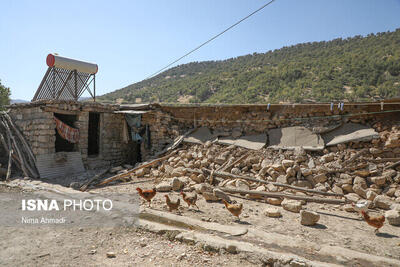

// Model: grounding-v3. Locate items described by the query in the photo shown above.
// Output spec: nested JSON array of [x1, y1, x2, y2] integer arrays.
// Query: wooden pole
[[185, 168, 344, 197], [219, 187, 347, 205]]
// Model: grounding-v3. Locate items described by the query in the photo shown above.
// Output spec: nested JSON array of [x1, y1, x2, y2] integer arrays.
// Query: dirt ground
[[0, 185, 257, 267], [92, 179, 400, 261]]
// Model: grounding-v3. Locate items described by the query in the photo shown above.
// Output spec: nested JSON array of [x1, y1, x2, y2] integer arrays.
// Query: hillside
[[99, 29, 400, 104]]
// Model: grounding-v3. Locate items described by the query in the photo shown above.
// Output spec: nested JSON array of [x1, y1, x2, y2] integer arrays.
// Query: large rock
[[285, 167, 296, 177], [373, 195, 393, 210], [385, 210, 400, 226], [313, 174, 327, 184], [265, 207, 282, 218], [332, 184, 344, 195], [340, 173, 353, 185], [156, 182, 172, 192], [202, 191, 219, 202], [189, 173, 205, 184], [193, 183, 212, 194], [366, 190, 378, 201], [370, 176, 386, 186], [353, 184, 367, 199], [321, 153, 334, 163], [171, 177, 184, 191], [213, 188, 231, 202], [341, 184, 354, 194], [266, 198, 283, 205], [300, 210, 320, 226], [281, 199, 302, 213], [345, 193, 361, 203], [282, 160, 294, 169], [276, 175, 288, 184]]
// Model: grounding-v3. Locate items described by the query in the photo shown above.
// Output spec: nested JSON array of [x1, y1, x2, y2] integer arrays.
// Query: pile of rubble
[[126, 122, 400, 225]]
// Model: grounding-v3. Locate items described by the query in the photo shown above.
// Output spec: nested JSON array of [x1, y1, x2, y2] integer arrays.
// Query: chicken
[[361, 210, 385, 233], [222, 199, 243, 221], [165, 195, 180, 212], [136, 187, 157, 207], [180, 191, 199, 210]]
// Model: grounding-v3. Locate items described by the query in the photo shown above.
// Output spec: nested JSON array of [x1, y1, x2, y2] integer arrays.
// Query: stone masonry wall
[[10, 106, 56, 155], [141, 103, 400, 160], [8, 101, 127, 168], [101, 112, 126, 165]]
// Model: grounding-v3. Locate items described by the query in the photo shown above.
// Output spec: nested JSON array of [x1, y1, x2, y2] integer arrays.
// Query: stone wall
[[141, 102, 400, 159], [8, 101, 127, 168]]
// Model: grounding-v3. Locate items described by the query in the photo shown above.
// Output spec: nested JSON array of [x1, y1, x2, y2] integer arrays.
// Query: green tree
[[0, 80, 11, 109]]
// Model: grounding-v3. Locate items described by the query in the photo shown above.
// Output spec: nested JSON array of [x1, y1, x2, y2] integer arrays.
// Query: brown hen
[[136, 187, 157, 207]]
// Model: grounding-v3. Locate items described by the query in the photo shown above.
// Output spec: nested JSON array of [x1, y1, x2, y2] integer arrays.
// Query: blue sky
[[1, 0, 400, 100]]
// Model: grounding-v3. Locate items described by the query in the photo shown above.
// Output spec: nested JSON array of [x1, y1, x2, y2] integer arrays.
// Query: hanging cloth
[[125, 114, 142, 142], [54, 117, 80, 143]]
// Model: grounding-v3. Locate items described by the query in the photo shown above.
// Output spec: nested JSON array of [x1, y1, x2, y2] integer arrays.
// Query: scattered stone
[[371, 176, 386, 186], [373, 195, 393, 210], [313, 174, 327, 184], [282, 160, 294, 169], [225, 244, 238, 254], [353, 184, 367, 199], [213, 189, 231, 202], [106, 252, 116, 258], [171, 177, 184, 191], [265, 207, 282, 218], [156, 182, 172, 192], [281, 199, 302, 213], [321, 153, 334, 163], [300, 210, 320, 226], [202, 191, 219, 201], [385, 210, 400, 226], [266, 198, 283, 206]]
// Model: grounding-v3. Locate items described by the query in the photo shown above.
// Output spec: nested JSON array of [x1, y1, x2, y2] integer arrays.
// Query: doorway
[[88, 112, 100, 156], [54, 113, 77, 152]]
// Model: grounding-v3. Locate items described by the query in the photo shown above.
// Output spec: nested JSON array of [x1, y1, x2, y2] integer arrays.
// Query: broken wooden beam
[[384, 160, 400, 170], [185, 168, 343, 197], [80, 167, 111, 191], [219, 187, 347, 205], [97, 150, 181, 186]]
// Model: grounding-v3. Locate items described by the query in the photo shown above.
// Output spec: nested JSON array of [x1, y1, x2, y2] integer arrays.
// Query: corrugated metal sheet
[[36, 152, 85, 179]]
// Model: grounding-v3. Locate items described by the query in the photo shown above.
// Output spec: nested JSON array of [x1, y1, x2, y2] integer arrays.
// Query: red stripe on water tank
[[46, 54, 55, 67]]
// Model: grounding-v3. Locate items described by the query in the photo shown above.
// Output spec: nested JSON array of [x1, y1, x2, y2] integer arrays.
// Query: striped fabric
[[54, 117, 80, 143]]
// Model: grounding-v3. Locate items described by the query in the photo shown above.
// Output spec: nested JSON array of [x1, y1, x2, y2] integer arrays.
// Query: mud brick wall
[[141, 102, 400, 159]]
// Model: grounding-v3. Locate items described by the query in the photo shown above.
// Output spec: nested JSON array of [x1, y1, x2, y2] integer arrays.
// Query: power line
[[145, 0, 277, 80]]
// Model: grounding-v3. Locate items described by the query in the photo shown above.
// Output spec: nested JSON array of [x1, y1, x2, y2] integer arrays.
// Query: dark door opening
[[55, 113, 77, 152], [88, 112, 100, 156]]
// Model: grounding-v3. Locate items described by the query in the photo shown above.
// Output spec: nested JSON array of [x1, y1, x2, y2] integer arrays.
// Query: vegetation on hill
[[0, 80, 10, 109], [99, 29, 400, 104]]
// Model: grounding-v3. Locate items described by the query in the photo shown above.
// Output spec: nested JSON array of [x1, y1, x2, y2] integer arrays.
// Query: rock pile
[[112, 123, 400, 220]]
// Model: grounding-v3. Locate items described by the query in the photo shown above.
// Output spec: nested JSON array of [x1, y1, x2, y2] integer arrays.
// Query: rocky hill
[[99, 29, 400, 104]]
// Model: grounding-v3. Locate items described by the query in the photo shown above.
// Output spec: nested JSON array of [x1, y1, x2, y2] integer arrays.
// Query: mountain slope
[[99, 29, 400, 104]]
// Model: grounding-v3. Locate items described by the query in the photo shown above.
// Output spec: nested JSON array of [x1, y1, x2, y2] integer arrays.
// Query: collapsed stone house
[[3, 98, 400, 180], [2, 54, 400, 181]]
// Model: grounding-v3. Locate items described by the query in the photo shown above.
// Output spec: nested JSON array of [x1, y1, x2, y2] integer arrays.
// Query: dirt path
[[0, 185, 256, 267], [93, 179, 400, 261], [0, 226, 257, 267]]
